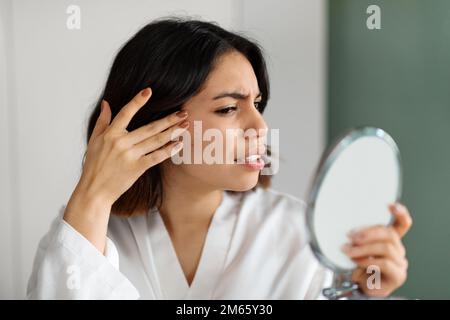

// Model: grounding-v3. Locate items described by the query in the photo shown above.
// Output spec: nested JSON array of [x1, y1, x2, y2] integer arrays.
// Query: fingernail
[[179, 121, 189, 128], [170, 134, 183, 142], [347, 227, 364, 237], [100, 100, 105, 113], [389, 203, 401, 214], [349, 233, 363, 244], [141, 88, 151, 97], [176, 110, 188, 118], [172, 141, 184, 153], [341, 243, 352, 252]]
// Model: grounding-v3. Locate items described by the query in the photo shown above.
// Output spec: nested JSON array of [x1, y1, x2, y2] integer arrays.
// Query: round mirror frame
[[305, 127, 402, 298]]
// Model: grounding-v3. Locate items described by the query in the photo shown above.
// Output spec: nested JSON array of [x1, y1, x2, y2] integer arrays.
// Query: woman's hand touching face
[[79, 88, 189, 205], [64, 88, 190, 253], [342, 203, 413, 297]]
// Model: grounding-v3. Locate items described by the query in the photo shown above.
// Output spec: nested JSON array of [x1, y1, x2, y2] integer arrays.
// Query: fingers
[[90, 100, 112, 144], [110, 88, 152, 132], [389, 202, 413, 238], [348, 223, 402, 245], [351, 262, 405, 297], [139, 140, 184, 170], [133, 120, 189, 156], [351, 267, 365, 284], [127, 110, 189, 145], [345, 204, 412, 297], [351, 257, 407, 285], [342, 242, 405, 267]]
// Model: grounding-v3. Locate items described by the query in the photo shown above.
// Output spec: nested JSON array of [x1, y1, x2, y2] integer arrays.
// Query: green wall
[[328, 0, 450, 299]]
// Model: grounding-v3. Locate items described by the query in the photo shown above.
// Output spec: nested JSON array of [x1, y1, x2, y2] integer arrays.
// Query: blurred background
[[0, 0, 448, 299]]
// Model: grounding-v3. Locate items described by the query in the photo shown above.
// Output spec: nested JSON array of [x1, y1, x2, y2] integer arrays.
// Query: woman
[[27, 18, 412, 299]]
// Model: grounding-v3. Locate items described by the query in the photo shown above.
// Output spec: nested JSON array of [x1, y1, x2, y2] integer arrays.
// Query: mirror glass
[[305, 127, 402, 297]]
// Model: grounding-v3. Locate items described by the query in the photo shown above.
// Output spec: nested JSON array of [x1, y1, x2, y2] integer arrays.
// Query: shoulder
[[231, 187, 310, 244], [238, 187, 307, 220]]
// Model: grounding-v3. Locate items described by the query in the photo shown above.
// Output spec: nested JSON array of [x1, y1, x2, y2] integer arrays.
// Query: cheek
[[181, 121, 237, 162]]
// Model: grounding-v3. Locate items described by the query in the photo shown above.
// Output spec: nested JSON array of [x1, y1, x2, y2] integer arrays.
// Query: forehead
[[200, 50, 260, 98]]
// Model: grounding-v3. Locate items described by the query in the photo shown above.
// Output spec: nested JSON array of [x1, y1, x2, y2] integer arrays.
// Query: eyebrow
[[212, 91, 262, 100]]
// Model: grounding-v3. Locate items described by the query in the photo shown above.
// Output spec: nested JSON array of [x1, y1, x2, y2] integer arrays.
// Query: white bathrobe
[[26, 187, 333, 299]]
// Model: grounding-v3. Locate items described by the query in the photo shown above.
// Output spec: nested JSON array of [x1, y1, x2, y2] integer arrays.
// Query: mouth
[[233, 154, 266, 171], [234, 154, 262, 164], [234, 154, 271, 164]]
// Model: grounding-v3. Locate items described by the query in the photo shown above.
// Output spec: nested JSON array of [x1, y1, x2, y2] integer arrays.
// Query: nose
[[244, 101, 268, 141]]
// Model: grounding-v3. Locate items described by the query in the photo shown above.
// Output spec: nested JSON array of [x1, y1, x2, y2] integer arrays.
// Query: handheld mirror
[[305, 127, 402, 299]]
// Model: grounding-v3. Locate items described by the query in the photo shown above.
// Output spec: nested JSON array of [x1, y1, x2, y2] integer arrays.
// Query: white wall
[[240, 0, 327, 199], [0, 0, 14, 300], [0, 0, 325, 299]]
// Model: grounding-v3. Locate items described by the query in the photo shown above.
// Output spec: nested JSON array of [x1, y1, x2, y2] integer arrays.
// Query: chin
[[225, 175, 259, 192]]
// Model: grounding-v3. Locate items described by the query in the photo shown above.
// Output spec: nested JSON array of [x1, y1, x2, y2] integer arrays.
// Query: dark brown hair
[[85, 17, 272, 217]]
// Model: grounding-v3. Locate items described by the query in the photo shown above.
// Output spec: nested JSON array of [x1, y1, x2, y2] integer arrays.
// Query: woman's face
[[162, 50, 268, 192]]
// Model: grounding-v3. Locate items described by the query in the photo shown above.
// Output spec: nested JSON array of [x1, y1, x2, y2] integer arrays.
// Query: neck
[[158, 166, 224, 233]]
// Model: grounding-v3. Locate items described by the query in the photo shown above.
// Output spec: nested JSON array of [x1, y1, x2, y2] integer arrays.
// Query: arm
[[27, 88, 188, 299]]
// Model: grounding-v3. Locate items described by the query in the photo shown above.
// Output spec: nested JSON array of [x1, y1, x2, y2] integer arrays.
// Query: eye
[[254, 101, 263, 111], [215, 106, 237, 115]]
